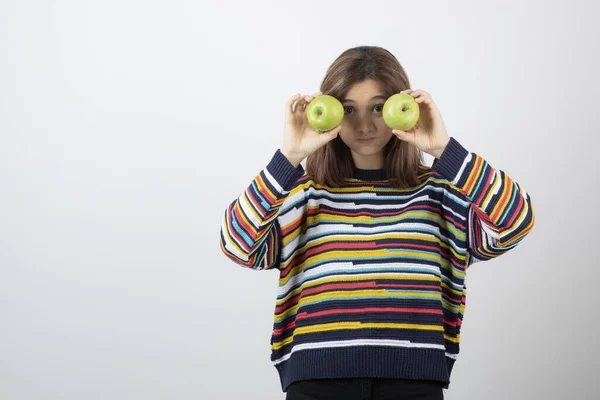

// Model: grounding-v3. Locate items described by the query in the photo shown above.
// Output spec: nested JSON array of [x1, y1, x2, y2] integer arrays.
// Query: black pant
[[285, 378, 444, 400]]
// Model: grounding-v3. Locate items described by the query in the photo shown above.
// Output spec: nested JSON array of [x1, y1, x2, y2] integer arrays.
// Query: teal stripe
[[498, 181, 519, 227], [470, 161, 489, 198], [302, 295, 440, 307], [250, 180, 273, 211]]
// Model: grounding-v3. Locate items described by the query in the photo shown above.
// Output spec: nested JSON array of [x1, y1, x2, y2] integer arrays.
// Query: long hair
[[305, 46, 428, 189]]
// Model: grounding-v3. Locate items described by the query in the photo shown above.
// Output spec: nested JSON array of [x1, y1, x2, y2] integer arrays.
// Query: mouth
[[357, 137, 376, 142]]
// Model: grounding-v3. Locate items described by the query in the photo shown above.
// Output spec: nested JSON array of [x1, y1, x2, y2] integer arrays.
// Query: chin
[[351, 145, 385, 155]]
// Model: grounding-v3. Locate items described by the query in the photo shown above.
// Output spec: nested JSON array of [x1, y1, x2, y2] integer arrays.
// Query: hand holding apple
[[281, 92, 342, 167], [389, 89, 450, 159]]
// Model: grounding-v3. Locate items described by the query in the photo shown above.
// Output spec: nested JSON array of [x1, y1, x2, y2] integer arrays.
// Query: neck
[[351, 152, 385, 170]]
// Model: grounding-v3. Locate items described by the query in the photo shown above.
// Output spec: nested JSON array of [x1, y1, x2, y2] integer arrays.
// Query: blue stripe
[[231, 215, 253, 247]]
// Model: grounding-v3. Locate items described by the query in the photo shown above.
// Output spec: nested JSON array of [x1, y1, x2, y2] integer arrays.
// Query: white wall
[[1, 0, 598, 399]]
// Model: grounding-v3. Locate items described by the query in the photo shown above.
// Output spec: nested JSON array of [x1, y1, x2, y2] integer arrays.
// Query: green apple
[[382, 93, 420, 130], [305, 95, 344, 132]]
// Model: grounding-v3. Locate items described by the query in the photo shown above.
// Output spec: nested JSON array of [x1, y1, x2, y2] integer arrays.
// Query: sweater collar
[[352, 166, 388, 181]]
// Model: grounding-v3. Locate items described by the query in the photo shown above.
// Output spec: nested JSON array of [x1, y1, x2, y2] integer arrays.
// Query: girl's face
[[339, 79, 394, 169]]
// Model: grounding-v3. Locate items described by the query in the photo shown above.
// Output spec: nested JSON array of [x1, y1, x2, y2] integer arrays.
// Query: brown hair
[[305, 46, 427, 189]]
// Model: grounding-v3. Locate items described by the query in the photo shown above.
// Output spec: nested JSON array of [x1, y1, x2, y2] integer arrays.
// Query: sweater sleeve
[[219, 149, 306, 271], [432, 137, 536, 267]]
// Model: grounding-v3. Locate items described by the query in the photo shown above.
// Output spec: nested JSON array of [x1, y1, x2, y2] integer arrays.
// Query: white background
[[1, 0, 598, 399]]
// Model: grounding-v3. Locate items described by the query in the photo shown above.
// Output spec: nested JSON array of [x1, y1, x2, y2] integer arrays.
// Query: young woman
[[219, 46, 535, 400]]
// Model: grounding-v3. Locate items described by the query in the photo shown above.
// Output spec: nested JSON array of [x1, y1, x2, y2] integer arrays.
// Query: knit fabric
[[219, 137, 535, 391]]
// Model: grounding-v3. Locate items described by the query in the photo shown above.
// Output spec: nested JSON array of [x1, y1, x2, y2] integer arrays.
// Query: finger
[[326, 125, 342, 137], [323, 124, 342, 139], [323, 124, 342, 136], [400, 89, 413, 94], [391, 129, 414, 142], [293, 96, 308, 112], [287, 93, 302, 112], [411, 89, 430, 99], [408, 90, 428, 104], [393, 127, 418, 134], [414, 94, 431, 104]]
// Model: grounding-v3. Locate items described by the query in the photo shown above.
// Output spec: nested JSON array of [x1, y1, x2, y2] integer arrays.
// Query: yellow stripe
[[280, 249, 451, 286], [281, 224, 302, 247], [313, 181, 429, 194], [272, 321, 443, 350], [255, 173, 281, 204], [441, 298, 461, 313], [303, 289, 440, 303], [240, 192, 260, 235], [440, 281, 465, 297], [280, 245, 467, 277], [282, 210, 459, 247], [464, 156, 484, 195], [495, 177, 514, 223], [222, 211, 245, 257], [306, 210, 442, 224], [480, 171, 496, 210], [444, 333, 460, 343], [276, 273, 441, 305]]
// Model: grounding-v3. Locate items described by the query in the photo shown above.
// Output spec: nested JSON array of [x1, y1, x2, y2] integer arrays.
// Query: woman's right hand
[[281, 91, 342, 166]]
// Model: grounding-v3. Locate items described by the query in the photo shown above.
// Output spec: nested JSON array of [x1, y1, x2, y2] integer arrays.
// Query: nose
[[357, 114, 376, 134]]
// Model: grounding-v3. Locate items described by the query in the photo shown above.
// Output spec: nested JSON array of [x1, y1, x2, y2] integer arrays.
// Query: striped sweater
[[219, 137, 535, 391]]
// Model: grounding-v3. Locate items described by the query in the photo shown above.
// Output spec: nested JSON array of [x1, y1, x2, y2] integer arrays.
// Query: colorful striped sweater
[[219, 137, 535, 391]]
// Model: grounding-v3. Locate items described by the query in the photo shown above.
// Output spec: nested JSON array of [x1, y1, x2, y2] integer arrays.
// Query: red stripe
[[275, 294, 301, 313], [232, 205, 253, 238], [246, 187, 267, 215], [227, 205, 247, 247], [297, 307, 442, 320], [273, 311, 461, 335], [474, 167, 495, 204], [280, 217, 301, 236], [275, 279, 443, 313], [310, 203, 441, 218], [490, 176, 512, 221], [302, 281, 441, 297], [464, 156, 483, 194], [443, 213, 467, 231]]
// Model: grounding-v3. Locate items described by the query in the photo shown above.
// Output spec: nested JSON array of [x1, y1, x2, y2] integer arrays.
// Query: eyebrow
[[342, 95, 387, 103]]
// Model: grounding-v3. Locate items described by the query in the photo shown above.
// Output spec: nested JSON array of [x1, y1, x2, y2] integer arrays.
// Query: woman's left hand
[[391, 89, 450, 159]]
